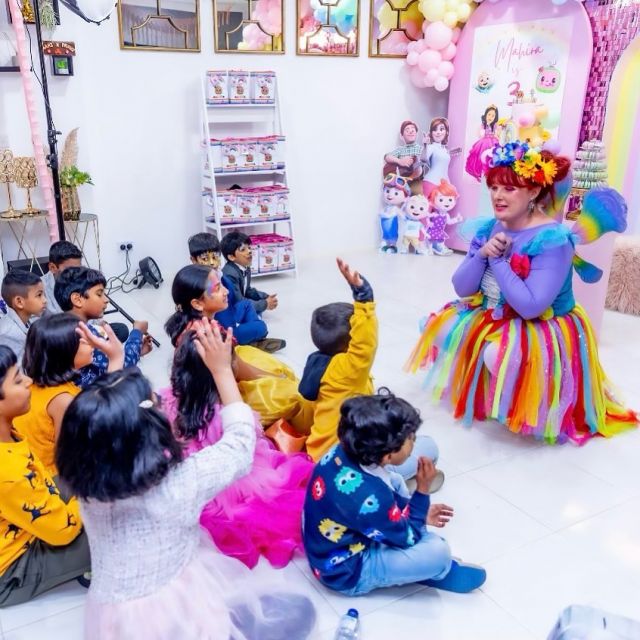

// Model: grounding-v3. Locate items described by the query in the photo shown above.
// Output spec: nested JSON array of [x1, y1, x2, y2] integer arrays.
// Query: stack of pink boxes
[[249, 234, 295, 275], [211, 185, 290, 225], [208, 136, 285, 173]]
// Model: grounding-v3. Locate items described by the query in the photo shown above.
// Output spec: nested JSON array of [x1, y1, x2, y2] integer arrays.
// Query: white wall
[[0, 1, 447, 278]]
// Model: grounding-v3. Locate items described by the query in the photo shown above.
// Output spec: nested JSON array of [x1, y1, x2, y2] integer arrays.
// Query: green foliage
[[60, 165, 93, 188], [38, 0, 56, 30]]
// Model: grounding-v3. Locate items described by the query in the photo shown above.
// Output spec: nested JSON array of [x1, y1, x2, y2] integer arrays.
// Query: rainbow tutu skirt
[[406, 293, 637, 444]]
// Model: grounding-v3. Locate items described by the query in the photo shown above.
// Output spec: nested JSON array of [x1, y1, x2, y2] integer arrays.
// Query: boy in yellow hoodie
[[301, 259, 439, 475], [301, 259, 377, 461]]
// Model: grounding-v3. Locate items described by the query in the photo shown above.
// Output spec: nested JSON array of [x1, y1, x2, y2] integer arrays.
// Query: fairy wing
[[570, 186, 627, 283], [570, 187, 627, 245], [546, 171, 573, 222]]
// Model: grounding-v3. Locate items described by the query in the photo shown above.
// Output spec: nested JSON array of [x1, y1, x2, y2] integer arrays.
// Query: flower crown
[[487, 141, 558, 187]]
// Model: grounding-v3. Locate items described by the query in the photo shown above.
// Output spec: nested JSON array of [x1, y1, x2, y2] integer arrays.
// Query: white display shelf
[[204, 169, 286, 178], [200, 75, 297, 278], [251, 267, 295, 278], [207, 102, 275, 109], [205, 217, 291, 230]]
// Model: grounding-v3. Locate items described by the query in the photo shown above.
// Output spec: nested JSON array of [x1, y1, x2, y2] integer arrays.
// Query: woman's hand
[[427, 504, 454, 528], [337, 257, 363, 288], [479, 232, 512, 258], [77, 322, 125, 371]]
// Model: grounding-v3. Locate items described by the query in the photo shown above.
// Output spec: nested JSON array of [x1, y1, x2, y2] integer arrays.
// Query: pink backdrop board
[[446, 0, 593, 252]]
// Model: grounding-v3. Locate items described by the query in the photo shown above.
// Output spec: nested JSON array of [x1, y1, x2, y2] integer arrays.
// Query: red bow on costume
[[510, 254, 531, 279]]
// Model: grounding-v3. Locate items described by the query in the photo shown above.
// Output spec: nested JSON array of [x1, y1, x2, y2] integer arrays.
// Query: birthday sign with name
[[444, 1, 592, 251]]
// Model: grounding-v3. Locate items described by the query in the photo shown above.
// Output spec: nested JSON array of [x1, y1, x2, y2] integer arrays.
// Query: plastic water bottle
[[334, 608, 360, 639]]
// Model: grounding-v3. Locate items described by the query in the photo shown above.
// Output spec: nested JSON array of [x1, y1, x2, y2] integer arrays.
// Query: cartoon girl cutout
[[420, 117, 461, 199], [465, 105, 500, 182]]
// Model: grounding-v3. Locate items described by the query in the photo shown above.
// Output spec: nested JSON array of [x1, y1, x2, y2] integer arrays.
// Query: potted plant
[[59, 165, 92, 221]]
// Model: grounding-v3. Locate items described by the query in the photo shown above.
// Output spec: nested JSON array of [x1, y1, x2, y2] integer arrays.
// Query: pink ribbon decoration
[[7, 0, 59, 241]]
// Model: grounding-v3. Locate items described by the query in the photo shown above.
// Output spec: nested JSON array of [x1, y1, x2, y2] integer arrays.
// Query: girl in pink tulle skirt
[[465, 105, 499, 181], [160, 324, 314, 569], [55, 322, 316, 640]]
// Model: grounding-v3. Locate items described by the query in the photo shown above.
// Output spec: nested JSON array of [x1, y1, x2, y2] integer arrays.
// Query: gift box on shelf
[[208, 140, 223, 173], [236, 192, 258, 222], [222, 139, 243, 172], [206, 70, 229, 104], [216, 190, 238, 223], [275, 136, 286, 169], [249, 234, 295, 273], [250, 71, 276, 104], [258, 136, 278, 169], [228, 70, 250, 103]]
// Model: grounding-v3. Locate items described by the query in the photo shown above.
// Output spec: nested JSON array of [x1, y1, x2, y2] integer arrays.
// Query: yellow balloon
[[421, 0, 446, 22], [446, 0, 460, 9], [443, 10, 458, 26], [457, 2, 471, 21]]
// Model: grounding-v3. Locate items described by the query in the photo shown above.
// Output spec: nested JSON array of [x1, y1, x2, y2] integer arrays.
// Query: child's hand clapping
[[266, 294, 278, 310], [77, 322, 125, 371], [415, 456, 438, 495], [193, 320, 233, 376], [337, 258, 363, 288], [427, 503, 454, 528]]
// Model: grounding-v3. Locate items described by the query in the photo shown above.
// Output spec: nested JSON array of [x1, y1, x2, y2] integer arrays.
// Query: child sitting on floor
[[41, 240, 82, 315], [301, 259, 437, 474], [159, 318, 313, 568], [0, 271, 47, 363], [303, 390, 486, 596], [221, 231, 279, 315], [188, 232, 285, 353], [43, 241, 130, 342], [165, 264, 312, 433], [54, 266, 150, 388], [56, 334, 316, 639], [0, 345, 90, 608], [15, 314, 123, 475]]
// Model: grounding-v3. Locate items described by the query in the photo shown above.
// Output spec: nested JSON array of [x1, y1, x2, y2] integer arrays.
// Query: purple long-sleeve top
[[452, 221, 575, 320]]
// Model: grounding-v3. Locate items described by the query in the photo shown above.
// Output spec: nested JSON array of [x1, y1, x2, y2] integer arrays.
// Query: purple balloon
[[543, 139, 561, 155]]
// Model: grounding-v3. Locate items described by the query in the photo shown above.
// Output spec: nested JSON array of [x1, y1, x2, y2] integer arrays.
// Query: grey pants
[[0, 530, 90, 608]]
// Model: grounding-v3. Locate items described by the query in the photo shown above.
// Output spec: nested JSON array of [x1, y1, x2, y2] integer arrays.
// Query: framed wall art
[[297, 0, 359, 57], [118, 0, 200, 52], [213, 0, 283, 53]]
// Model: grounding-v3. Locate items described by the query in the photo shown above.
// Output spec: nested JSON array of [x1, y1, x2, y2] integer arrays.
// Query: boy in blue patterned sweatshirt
[[303, 390, 486, 595], [54, 267, 151, 388]]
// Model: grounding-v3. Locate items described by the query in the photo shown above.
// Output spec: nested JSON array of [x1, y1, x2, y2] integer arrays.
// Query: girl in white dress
[[56, 321, 316, 640]]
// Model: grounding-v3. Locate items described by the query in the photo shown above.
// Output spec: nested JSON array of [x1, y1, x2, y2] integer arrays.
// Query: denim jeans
[[341, 527, 452, 596], [386, 435, 439, 480]]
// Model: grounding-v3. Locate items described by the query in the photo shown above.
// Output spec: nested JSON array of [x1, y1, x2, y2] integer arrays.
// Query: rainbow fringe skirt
[[406, 294, 637, 444]]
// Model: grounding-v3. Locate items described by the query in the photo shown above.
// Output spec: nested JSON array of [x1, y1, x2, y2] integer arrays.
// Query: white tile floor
[[2, 250, 639, 640]]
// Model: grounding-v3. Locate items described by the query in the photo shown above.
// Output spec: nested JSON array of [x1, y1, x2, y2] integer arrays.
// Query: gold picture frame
[[368, 0, 423, 58], [296, 0, 360, 57], [117, 0, 201, 52], [213, 0, 285, 54]]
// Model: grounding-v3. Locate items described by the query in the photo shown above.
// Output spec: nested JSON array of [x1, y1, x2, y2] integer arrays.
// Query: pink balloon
[[407, 51, 419, 66], [426, 68, 439, 83], [424, 74, 436, 88], [451, 27, 461, 43], [434, 76, 449, 92], [414, 38, 428, 53], [407, 41, 418, 53], [438, 60, 455, 79], [410, 66, 427, 88], [424, 21, 453, 50], [418, 49, 442, 72], [441, 42, 457, 61], [518, 113, 535, 127]]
